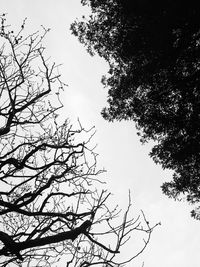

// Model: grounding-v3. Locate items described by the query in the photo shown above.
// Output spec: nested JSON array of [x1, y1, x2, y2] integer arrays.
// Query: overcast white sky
[[1, 1, 200, 266]]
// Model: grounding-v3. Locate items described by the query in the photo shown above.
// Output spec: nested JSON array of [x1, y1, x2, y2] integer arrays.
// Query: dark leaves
[[71, 0, 200, 218]]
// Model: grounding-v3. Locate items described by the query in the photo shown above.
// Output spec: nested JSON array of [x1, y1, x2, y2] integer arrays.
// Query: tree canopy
[[0, 15, 157, 266], [71, 0, 200, 218]]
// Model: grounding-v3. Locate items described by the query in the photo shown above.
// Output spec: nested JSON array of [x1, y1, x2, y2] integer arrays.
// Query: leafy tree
[[71, 0, 200, 218], [0, 16, 157, 266]]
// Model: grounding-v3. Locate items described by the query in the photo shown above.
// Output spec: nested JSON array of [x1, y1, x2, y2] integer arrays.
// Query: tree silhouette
[[71, 0, 200, 219], [0, 16, 157, 266]]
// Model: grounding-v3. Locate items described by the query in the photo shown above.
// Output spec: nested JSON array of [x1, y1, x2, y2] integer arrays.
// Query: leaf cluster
[[71, 0, 200, 218]]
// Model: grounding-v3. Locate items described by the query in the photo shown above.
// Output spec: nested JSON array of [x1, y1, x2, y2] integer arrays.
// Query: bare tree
[[0, 16, 158, 267]]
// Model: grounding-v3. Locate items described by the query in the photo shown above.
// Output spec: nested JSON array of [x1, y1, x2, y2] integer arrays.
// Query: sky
[[1, 1, 199, 267]]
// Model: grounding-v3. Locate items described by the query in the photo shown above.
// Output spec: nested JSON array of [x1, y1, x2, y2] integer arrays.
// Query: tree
[[71, 0, 200, 219], [0, 15, 157, 266]]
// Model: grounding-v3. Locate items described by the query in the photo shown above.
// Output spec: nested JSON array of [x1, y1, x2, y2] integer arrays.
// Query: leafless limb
[[0, 15, 159, 267]]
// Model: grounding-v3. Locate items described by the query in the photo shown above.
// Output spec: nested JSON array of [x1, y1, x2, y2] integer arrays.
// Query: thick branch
[[0, 220, 92, 257], [0, 199, 92, 219]]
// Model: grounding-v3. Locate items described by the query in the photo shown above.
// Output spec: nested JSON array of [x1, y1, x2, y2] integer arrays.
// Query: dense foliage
[[71, 0, 200, 218]]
